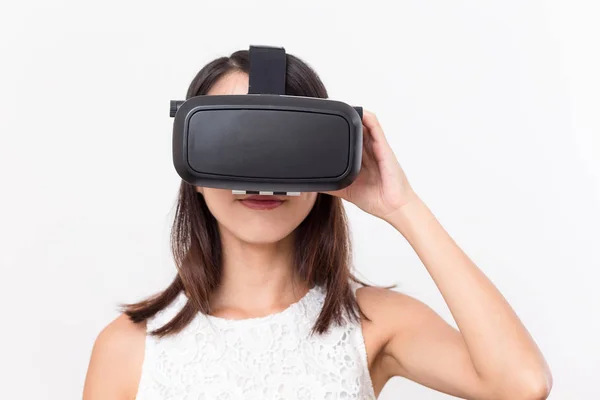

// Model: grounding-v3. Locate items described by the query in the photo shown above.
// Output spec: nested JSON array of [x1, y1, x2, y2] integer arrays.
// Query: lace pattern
[[136, 283, 376, 399]]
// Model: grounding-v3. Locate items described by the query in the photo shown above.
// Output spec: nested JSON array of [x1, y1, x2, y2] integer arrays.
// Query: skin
[[83, 72, 553, 399]]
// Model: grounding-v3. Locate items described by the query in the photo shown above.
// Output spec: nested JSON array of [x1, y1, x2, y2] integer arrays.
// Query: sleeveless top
[[135, 283, 376, 399]]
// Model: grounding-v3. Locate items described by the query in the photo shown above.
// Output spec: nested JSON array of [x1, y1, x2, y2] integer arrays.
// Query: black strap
[[248, 45, 287, 95]]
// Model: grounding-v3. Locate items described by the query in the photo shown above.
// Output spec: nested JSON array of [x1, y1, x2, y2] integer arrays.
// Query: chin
[[233, 227, 295, 245]]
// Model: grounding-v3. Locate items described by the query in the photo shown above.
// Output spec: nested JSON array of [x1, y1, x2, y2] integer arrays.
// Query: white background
[[1, 0, 599, 399]]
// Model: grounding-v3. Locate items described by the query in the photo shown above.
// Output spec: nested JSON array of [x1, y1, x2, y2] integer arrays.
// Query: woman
[[83, 49, 552, 399]]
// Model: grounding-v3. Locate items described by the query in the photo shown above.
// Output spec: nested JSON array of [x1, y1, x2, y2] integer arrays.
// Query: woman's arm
[[83, 314, 145, 400], [371, 196, 552, 399], [326, 110, 552, 399]]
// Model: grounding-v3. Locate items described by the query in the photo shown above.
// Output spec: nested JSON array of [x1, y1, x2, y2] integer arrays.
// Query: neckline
[[183, 285, 321, 327]]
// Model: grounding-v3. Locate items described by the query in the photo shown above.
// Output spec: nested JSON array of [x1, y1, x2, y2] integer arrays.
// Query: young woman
[[83, 50, 552, 400]]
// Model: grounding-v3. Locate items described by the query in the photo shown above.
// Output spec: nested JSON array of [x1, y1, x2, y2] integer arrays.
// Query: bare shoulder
[[355, 285, 440, 338], [83, 313, 146, 400], [353, 285, 443, 391], [356, 285, 434, 317]]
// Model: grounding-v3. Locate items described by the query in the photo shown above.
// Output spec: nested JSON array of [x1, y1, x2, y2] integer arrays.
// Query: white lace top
[[135, 283, 376, 399]]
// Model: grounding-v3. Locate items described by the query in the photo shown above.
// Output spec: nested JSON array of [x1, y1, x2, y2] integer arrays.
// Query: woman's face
[[196, 71, 318, 244]]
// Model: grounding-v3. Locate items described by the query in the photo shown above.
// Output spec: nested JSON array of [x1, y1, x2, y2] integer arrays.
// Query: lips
[[238, 195, 285, 210], [242, 195, 285, 201]]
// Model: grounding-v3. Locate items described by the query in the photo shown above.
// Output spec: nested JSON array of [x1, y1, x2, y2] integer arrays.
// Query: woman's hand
[[322, 110, 418, 221]]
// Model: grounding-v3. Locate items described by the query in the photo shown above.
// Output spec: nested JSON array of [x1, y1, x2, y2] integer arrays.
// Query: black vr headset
[[170, 45, 363, 196]]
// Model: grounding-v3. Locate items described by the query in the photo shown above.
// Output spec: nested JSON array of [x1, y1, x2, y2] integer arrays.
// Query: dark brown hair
[[123, 49, 377, 336]]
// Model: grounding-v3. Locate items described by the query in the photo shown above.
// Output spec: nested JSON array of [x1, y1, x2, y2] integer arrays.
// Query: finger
[[361, 148, 375, 170], [362, 123, 390, 165], [362, 110, 391, 147], [361, 126, 377, 168]]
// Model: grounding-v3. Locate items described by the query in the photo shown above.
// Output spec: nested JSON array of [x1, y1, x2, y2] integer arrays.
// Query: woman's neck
[[210, 225, 310, 318]]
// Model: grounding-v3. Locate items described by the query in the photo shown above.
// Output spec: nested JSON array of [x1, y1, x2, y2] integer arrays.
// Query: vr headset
[[170, 45, 363, 196]]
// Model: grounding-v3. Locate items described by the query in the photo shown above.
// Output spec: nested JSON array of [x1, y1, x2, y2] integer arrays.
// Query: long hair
[[123, 49, 375, 336]]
